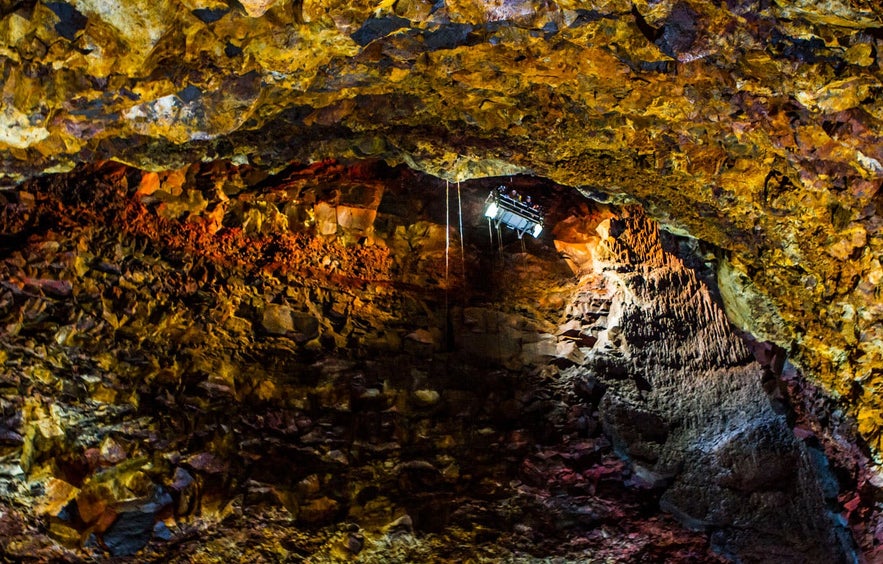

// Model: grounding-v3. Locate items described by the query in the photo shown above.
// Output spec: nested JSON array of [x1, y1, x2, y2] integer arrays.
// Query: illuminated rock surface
[[0, 160, 875, 561], [1, 0, 882, 560], [1, 0, 882, 456]]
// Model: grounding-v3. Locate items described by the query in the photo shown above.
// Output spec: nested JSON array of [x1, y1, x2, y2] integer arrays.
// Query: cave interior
[[1, 0, 883, 562]]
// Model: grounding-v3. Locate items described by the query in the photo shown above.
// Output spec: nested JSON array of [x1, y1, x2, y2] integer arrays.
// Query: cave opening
[[0, 157, 870, 562]]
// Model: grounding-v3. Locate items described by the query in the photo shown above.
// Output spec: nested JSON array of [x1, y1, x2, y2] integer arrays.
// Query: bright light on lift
[[482, 187, 544, 241]]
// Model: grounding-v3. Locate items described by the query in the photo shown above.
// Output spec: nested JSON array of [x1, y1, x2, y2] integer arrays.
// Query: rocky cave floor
[[0, 160, 880, 562]]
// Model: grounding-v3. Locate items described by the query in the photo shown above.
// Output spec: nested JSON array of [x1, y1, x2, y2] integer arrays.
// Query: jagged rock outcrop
[[567, 207, 854, 561]]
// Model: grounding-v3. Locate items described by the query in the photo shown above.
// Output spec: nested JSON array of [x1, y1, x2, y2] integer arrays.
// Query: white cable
[[457, 181, 465, 282]]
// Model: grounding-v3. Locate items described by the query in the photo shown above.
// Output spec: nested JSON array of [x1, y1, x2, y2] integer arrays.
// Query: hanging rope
[[457, 181, 465, 282], [487, 217, 494, 252], [444, 179, 450, 350], [445, 179, 450, 286]]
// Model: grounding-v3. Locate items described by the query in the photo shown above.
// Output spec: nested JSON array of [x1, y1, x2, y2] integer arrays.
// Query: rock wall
[[0, 160, 712, 560], [0, 160, 874, 561], [572, 207, 854, 561]]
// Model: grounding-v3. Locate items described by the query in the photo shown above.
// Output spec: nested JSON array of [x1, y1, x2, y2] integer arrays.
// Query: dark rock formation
[[582, 208, 853, 561], [0, 160, 875, 561]]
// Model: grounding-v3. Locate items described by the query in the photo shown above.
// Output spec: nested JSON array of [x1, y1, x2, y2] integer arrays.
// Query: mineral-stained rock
[[299, 496, 340, 524], [238, 0, 280, 18], [262, 303, 295, 334], [34, 478, 79, 517], [412, 389, 440, 406], [1, 0, 881, 476], [0, 159, 876, 561]]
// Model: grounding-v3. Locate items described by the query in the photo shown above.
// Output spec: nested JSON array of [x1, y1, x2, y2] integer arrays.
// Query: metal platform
[[483, 189, 543, 238]]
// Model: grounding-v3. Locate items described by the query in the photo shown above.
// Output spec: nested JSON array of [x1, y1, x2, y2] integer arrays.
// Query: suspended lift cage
[[483, 187, 544, 239]]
